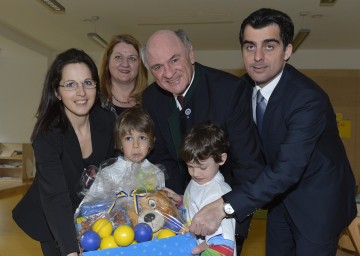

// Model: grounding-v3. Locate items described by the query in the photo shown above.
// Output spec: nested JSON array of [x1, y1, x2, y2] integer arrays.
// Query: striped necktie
[[256, 90, 266, 136]]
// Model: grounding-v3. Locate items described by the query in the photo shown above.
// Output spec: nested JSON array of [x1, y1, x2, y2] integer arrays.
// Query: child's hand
[[161, 187, 182, 206]]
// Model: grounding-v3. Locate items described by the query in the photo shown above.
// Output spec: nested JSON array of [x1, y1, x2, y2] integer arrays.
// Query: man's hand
[[191, 241, 208, 255], [189, 198, 225, 237], [67, 252, 79, 256]]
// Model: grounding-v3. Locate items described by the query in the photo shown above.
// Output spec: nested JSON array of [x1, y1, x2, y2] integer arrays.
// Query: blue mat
[[83, 233, 197, 256]]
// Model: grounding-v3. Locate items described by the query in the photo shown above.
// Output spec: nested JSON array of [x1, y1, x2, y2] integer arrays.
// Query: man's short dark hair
[[239, 8, 294, 50]]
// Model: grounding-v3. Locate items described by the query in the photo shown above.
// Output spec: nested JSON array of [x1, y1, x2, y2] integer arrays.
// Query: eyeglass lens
[[60, 79, 96, 90]]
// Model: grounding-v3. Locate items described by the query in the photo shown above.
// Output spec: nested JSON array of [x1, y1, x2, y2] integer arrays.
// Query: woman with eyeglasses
[[99, 34, 148, 116], [12, 48, 116, 256]]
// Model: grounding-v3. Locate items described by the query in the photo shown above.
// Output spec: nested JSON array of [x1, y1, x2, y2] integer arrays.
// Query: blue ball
[[80, 230, 101, 251], [133, 223, 153, 243]]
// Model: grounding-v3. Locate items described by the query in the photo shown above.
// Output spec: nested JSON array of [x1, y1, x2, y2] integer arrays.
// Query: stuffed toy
[[126, 190, 188, 234]]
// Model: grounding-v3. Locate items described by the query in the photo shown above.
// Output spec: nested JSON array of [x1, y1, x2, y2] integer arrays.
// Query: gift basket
[[74, 157, 191, 254]]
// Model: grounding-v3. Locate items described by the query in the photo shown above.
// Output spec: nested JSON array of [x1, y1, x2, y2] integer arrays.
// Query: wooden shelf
[[0, 143, 34, 182]]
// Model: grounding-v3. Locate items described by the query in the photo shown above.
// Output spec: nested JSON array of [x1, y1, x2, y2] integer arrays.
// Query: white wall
[[0, 35, 47, 143], [1, 32, 360, 143]]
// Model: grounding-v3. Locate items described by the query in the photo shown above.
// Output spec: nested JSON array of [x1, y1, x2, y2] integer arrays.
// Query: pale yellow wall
[[303, 70, 360, 186]]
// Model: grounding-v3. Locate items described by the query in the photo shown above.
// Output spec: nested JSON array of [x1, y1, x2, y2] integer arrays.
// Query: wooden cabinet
[[0, 143, 34, 182]]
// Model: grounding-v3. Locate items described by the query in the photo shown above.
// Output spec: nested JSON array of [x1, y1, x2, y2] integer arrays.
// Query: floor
[[0, 190, 355, 256], [0, 194, 42, 256]]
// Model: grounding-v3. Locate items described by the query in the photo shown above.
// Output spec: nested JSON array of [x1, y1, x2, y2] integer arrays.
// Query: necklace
[[112, 95, 131, 104]]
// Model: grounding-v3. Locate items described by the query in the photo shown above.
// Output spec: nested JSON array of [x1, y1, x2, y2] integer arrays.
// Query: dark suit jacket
[[224, 64, 357, 243], [12, 105, 115, 255], [142, 62, 263, 236]]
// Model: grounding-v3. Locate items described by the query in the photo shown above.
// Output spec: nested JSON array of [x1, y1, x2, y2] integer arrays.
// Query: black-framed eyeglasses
[[59, 79, 97, 91]]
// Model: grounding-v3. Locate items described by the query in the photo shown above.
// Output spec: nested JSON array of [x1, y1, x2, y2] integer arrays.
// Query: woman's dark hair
[[239, 8, 294, 50], [179, 121, 230, 164], [31, 48, 100, 141]]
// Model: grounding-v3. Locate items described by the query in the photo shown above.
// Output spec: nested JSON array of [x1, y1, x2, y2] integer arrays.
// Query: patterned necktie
[[177, 95, 184, 109], [256, 90, 266, 136]]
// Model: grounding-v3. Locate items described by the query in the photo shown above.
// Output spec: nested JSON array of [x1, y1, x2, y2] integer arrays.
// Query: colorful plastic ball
[[80, 230, 100, 251], [157, 229, 176, 239], [133, 223, 153, 243], [113, 225, 135, 246], [92, 218, 113, 238], [152, 229, 161, 239], [100, 235, 118, 250]]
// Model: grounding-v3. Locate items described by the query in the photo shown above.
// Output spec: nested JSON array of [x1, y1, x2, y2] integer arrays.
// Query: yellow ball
[[113, 225, 135, 246], [100, 235, 118, 250], [92, 219, 113, 238], [152, 230, 161, 239], [157, 229, 176, 239]]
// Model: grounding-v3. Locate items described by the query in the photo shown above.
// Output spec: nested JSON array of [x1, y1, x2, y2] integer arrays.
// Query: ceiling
[[0, 0, 359, 54]]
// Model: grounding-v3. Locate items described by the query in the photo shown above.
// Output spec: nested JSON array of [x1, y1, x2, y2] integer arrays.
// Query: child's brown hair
[[114, 106, 155, 150], [179, 121, 230, 164]]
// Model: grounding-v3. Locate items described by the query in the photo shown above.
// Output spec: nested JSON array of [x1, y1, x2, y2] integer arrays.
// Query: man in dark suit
[[141, 29, 263, 253], [189, 8, 357, 256]]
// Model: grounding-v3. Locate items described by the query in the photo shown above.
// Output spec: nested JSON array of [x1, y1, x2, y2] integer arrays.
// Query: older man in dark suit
[[189, 8, 357, 256], [141, 29, 263, 253]]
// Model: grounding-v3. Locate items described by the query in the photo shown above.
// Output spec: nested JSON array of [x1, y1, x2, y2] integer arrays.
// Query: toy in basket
[[74, 156, 190, 253], [126, 189, 188, 234]]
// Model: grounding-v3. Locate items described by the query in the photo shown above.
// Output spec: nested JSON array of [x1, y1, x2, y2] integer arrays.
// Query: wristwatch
[[223, 199, 235, 218]]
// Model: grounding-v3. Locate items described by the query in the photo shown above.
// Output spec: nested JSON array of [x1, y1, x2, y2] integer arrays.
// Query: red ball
[[133, 223, 153, 243], [80, 230, 100, 251]]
